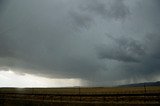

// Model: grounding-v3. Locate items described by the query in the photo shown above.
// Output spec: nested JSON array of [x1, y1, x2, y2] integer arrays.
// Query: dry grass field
[[0, 86, 160, 106]]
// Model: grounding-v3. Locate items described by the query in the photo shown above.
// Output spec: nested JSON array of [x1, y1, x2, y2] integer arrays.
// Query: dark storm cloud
[[0, 0, 7, 13], [97, 35, 145, 62], [69, 11, 93, 29], [0, 0, 105, 79], [69, 0, 130, 29], [80, 0, 130, 20], [145, 33, 160, 59], [108, 0, 130, 19], [112, 32, 160, 83], [0, 0, 160, 86]]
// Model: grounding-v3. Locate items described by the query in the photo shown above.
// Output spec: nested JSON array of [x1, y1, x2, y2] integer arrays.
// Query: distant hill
[[118, 81, 160, 87]]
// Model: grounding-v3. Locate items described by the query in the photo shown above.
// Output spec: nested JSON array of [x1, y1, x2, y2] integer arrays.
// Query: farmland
[[0, 86, 160, 106]]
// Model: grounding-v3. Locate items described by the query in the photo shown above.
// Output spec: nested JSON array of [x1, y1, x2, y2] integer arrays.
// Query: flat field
[[0, 86, 160, 106]]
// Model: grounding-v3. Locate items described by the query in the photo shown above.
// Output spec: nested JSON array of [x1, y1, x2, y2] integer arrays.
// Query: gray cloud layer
[[0, 0, 160, 86], [98, 34, 145, 62], [81, 0, 130, 19]]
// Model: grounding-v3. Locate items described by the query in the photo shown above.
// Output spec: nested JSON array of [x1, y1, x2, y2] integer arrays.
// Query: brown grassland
[[0, 86, 160, 106]]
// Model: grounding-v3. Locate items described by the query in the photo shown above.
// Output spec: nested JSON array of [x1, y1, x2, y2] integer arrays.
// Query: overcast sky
[[0, 0, 160, 87]]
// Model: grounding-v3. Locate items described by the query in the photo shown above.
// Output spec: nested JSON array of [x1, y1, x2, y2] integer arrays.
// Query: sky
[[0, 0, 160, 87]]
